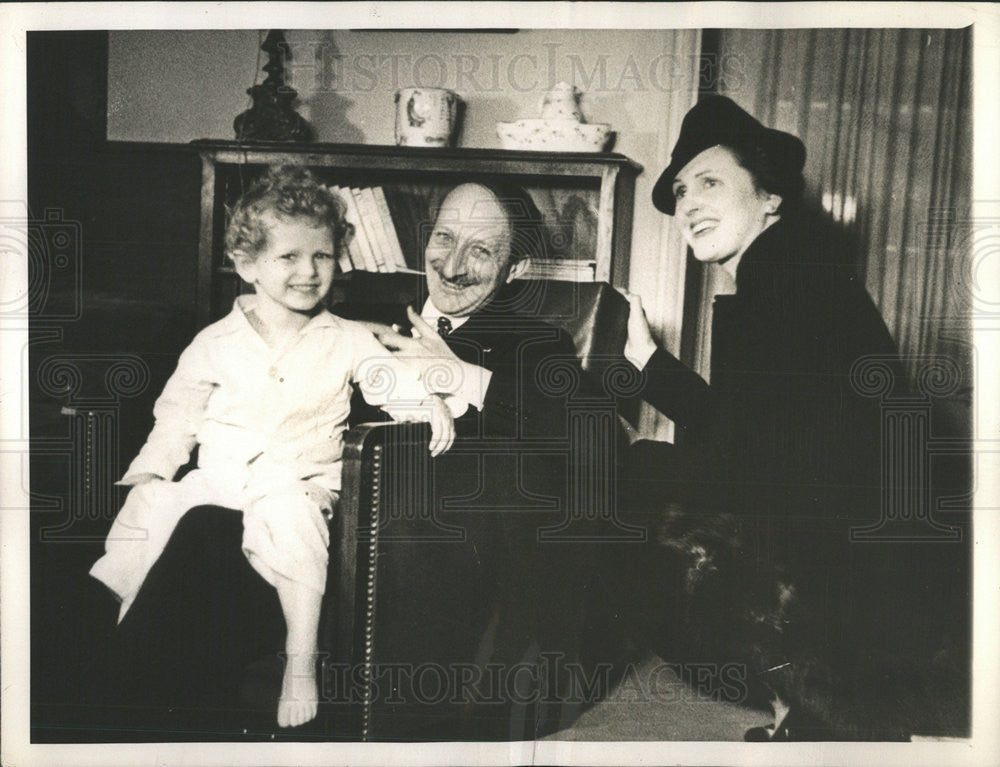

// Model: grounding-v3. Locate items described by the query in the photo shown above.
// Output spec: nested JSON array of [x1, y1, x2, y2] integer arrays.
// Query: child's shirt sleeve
[[351, 327, 468, 420], [121, 335, 216, 482]]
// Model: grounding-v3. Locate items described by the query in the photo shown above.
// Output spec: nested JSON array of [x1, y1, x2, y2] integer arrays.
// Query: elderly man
[[348, 181, 589, 443], [339, 182, 614, 738]]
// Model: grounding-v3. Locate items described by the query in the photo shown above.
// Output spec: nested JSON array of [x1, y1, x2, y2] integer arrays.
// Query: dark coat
[[607, 218, 968, 739], [636, 217, 899, 540], [620, 217, 914, 692]]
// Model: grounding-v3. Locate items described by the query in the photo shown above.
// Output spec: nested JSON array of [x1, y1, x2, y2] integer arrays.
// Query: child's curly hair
[[224, 165, 353, 263]]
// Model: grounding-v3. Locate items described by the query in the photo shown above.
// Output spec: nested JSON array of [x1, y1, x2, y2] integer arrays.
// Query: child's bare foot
[[271, 565, 325, 728], [277, 652, 318, 728]]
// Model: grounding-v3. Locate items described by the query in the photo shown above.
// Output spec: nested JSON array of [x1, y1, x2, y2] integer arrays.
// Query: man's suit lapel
[[440, 310, 496, 366]]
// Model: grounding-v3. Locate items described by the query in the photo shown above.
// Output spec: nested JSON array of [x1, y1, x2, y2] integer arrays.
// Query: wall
[[108, 29, 701, 438]]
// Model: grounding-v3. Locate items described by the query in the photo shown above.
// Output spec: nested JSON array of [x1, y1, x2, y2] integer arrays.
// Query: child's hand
[[427, 395, 455, 457], [116, 472, 164, 487]]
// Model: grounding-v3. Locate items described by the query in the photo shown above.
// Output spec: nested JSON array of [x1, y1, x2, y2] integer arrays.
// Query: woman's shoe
[[744, 705, 829, 741]]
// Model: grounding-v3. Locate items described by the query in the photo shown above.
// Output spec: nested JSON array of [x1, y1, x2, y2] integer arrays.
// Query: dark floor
[[542, 651, 771, 741]]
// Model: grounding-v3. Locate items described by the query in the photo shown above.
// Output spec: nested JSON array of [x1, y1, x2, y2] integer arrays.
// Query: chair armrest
[[324, 421, 431, 668], [325, 419, 599, 740]]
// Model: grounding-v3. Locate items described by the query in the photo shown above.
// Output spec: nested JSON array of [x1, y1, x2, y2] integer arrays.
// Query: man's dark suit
[[344, 285, 616, 738], [336, 279, 589, 440]]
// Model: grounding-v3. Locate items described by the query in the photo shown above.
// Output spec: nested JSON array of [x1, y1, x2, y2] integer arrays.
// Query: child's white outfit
[[90, 295, 461, 621]]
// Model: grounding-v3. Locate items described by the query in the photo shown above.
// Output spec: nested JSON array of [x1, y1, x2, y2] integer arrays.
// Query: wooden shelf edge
[[188, 138, 642, 174]]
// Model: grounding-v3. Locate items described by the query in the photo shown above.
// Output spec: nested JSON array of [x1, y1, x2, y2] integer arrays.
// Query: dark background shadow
[[27, 31, 204, 741]]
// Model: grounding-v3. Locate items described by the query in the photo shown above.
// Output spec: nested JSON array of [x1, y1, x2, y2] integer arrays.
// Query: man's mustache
[[435, 271, 478, 289]]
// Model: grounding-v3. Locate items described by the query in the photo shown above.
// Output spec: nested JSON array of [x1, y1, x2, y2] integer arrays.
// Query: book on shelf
[[332, 190, 354, 274], [334, 186, 379, 272], [328, 186, 358, 270], [354, 187, 396, 272], [326, 186, 357, 270], [382, 183, 434, 272], [372, 186, 409, 271], [351, 188, 391, 272]]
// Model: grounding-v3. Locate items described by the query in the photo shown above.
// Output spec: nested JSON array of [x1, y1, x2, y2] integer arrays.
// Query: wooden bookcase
[[194, 140, 642, 327]]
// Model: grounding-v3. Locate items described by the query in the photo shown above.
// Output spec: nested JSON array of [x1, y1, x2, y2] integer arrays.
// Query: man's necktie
[[437, 316, 453, 336]]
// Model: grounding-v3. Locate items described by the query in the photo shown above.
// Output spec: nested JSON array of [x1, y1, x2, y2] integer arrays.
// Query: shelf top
[[189, 138, 643, 175]]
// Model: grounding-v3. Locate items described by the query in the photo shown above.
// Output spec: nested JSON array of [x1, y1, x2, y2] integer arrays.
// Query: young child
[[90, 166, 461, 729]]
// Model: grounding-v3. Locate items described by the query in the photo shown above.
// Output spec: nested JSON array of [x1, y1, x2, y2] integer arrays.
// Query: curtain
[[631, 30, 703, 441], [687, 28, 972, 405]]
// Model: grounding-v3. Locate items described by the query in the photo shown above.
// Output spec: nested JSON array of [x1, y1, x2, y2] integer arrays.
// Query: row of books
[[331, 185, 421, 275]]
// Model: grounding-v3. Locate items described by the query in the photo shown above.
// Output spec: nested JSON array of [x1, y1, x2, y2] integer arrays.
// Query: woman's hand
[[370, 307, 466, 396], [426, 394, 456, 456], [620, 291, 659, 370]]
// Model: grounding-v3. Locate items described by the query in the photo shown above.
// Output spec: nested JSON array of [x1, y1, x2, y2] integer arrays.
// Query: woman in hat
[[616, 96, 959, 739], [627, 95, 898, 518]]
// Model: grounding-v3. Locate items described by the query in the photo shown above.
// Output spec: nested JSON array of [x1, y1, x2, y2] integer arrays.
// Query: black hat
[[652, 95, 806, 215]]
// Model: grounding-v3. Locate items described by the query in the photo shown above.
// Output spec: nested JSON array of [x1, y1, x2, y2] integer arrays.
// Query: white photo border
[[2, 3, 998, 766]]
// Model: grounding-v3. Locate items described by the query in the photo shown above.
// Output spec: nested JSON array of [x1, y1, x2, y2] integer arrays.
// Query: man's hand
[[426, 394, 456, 456], [353, 320, 396, 338], [370, 307, 466, 396], [620, 291, 658, 370], [116, 472, 163, 487]]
